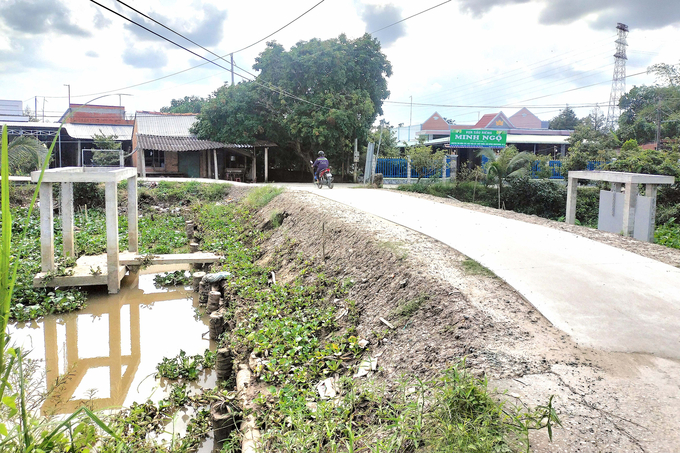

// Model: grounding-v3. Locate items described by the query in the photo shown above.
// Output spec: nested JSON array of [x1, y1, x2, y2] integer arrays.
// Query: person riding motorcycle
[[312, 151, 329, 183]]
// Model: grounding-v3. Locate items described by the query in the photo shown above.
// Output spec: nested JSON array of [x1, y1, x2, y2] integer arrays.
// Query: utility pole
[[606, 23, 629, 130], [353, 138, 358, 183], [656, 97, 661, 150], [34, 96, 37, 121], [64, 84, 71, 106], [409, 96, 413, 142], [231, 53, 235, 86]]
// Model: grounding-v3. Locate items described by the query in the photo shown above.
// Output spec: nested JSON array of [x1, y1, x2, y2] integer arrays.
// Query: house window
[[144, 150, 165, 168]]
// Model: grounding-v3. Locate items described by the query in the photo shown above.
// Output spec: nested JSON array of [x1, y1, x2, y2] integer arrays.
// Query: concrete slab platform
[[119, 252, 222, 266], [33, 254, 126, 287]]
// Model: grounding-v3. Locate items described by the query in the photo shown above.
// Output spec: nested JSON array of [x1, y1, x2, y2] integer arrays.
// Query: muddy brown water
[[9, 265, 216, 416]]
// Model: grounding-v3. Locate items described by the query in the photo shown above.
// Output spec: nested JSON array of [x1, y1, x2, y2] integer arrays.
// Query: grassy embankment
[[3, 181, 559, 452], [106, 184, 558, 452]]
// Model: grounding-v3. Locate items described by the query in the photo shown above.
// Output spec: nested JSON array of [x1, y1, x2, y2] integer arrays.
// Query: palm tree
[[6, 136, 49, 175], [477, 146, 533, 209]]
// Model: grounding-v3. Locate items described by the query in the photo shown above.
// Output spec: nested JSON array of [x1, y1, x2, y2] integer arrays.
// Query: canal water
[[9, 265, 216, 417]]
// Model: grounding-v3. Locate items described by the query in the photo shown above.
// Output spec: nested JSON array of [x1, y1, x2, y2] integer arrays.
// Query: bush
[[503, 177, 566, 220], [151, 181, 231, 204], [74, 182, 105, 208], [575, 186, 600, 227], [398, 181, 497, 207]]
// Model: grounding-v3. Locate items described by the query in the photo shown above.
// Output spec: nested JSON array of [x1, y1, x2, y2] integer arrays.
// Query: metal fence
[[82, 148, 124, 167], [374, 156, 454, 180], [375, 156, 609, 182]]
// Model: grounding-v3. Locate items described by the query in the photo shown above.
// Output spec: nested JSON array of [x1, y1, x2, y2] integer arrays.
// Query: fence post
[[407, 157, 411, 184], [442, 155, 447, 182]]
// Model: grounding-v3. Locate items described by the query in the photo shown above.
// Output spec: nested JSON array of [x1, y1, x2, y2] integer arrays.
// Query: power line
[[91, 0, 331, 111], [115, 0, 319, 111], [369, 0, 451, 34], [416, 38, 615, 104], [384, 101, 606, 109], [41, 0, 327, 99]]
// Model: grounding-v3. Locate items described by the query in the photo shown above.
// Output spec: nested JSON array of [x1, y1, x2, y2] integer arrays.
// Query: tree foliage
[[193, 34, 392, 178], [549, 107, 579, 130], [161, 96, 206, 114], [371, 121, 400, 157], [91, 131, 122, 167], [478, 146, 533, 209], [6, 136, 49, 175], [617, 85, 680, 144], [563, 110, 619, 173], [407, 145, 444, 183]]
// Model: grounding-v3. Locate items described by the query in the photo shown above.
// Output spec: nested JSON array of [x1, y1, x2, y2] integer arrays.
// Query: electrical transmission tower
[[606, 23, 629, 130]]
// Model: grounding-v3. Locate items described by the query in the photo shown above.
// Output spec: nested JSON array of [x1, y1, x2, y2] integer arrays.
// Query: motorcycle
[[310, 161, 334, 189]]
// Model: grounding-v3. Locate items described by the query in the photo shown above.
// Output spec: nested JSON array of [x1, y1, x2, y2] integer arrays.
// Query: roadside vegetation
[[2, 124, 558, 451], [399, 140, 680, 248]]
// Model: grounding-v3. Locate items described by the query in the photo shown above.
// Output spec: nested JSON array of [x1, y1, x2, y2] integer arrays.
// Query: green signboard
[[449, 129, 507, 148]]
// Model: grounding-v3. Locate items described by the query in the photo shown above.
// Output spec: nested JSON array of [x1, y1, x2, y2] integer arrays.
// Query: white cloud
[[0, 0, 678, 126]]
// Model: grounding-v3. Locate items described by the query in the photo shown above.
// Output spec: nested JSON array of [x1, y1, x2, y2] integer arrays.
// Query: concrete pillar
[[560, 144, 566, 157], [213, 149, 219, 180], [610, 183, 622, 216], [622, 182, 638, 237], [77, 140, 82, 167], [39, 182, 55, 272], [127, 176, 138, 253], [264, 147, 269, 182], [140, 150, 146, 177], [105, 181, 120, 293], [645, 184, 658, 242], [61, 182, 75, 258], [252, 150, 256, 183], [407, 157, 411, 184], [565, 175, 578, 225]]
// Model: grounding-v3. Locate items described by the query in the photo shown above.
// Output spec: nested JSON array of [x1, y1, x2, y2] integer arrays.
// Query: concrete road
[[293, 187, 680, 359]]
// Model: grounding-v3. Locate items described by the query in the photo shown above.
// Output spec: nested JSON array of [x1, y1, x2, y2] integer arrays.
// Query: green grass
[[462, 258, 497, 278], [378, 240, 408, 261], [243, 185, 284, 209], [391, 295, 428, 321]]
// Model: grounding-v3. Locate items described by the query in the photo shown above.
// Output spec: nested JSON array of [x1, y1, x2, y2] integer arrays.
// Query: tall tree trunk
[[293, 140, 314, 176]]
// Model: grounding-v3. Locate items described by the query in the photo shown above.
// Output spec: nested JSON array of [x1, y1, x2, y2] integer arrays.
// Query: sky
[[1, 0, 680, 129]]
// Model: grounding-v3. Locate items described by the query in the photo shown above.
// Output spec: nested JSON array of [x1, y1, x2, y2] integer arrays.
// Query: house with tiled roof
[[132, 112, 275, 181], [413, 108, 574, 171]]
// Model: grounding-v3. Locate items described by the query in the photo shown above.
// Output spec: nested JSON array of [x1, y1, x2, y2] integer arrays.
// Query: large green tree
[[617, 85, 680, 144], [549, 107, 579, 130], [161, 96, 206, 114], [192, 33, 392, 178]]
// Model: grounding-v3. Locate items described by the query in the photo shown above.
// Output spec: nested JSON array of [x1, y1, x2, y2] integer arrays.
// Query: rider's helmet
[[318, 150, 325, 157]]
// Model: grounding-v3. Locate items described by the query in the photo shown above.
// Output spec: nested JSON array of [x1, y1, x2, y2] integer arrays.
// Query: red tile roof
[[473, 114, 497, 128], [509, 108, 542, 129], [421, 112, 452, 131]]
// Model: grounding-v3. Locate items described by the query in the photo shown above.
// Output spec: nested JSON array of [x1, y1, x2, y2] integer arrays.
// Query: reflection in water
[[10, 267, 214, 415]]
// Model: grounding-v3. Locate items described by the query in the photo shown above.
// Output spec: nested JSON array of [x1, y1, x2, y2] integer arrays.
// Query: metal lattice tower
[[606, 23, 629, 130]]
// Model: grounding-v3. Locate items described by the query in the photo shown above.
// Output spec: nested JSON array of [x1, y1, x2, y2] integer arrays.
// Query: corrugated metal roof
[[137, 135, 253, 153], [136, 112, 198, 137], [506, 135, 569, 145], [63, 124, 133, 140]]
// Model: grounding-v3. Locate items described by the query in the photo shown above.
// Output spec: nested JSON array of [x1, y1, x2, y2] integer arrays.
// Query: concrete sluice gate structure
[[31, 167, 220, 294]]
